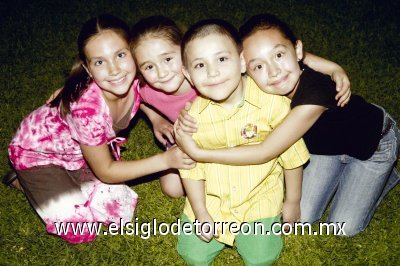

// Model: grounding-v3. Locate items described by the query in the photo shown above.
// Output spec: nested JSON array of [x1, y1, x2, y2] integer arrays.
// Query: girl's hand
[[331, 69, 351, 107], [153, 116, 175, 147], [177, 102, 197, 135], [281, 200, 300, 231], [174, 122, 201, 159], [46, 88, 62, 104], [164, 145, 196, 170]]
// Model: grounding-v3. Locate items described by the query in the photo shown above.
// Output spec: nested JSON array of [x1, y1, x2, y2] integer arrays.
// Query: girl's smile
[[83, 30, 136, 100], [134, 38, 191, 95], [243, 29, 303, 99]]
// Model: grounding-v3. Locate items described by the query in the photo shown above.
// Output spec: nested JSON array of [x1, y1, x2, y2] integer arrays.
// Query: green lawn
[[0, 0, 399, 265]]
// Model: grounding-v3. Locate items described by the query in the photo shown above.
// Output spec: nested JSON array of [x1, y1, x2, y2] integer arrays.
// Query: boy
[[177, 19, 309, 265]]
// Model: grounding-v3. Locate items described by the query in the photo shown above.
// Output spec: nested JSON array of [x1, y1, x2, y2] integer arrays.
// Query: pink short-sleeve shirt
[[9, 80, 141, 170], [139, 84, 199, 122]]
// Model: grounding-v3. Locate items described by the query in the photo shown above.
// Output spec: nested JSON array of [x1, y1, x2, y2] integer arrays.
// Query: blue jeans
[[300, 110, 400, 236]]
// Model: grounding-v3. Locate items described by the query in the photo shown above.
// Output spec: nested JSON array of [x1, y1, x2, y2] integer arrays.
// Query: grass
[[0, 0, 399, 265]]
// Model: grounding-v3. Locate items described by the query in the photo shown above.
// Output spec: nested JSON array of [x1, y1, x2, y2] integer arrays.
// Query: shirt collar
[[196, 75, 263, 114]]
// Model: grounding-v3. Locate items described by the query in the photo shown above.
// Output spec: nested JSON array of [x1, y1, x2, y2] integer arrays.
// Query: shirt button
[[232, 186, 236, 192]]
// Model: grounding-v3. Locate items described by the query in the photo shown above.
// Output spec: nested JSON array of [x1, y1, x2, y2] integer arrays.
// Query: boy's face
[[242, 29, 303, 98], [183, 33, 246, 107]]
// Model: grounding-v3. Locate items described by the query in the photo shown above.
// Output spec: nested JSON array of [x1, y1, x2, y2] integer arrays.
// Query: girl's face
[[183, 33, 246, 108], [242, 29, 303, 98], [83, 30, 136, 98], [134, 37, 185, 94]]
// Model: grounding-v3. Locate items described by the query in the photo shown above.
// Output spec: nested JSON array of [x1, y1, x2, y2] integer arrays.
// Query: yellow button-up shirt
[[179, 76, 309, 245]]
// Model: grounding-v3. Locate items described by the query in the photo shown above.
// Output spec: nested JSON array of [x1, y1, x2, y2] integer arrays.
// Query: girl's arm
[[282, 167, 303, 225], [140, 104, 175, 146], [303, 52, 351, 107], [80, 143, 195, 183], [175, 104, 326, 165]]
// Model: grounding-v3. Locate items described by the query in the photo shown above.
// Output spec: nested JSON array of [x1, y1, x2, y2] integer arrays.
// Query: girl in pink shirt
[[7, 14, 194, 244], [130, 16, 199, 198]]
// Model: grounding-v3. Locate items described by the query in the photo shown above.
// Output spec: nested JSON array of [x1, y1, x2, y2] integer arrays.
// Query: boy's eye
[[219, 57, 227, 62], [194, 63, 204, 69], [165, 57, 172, 62], [95, 60, 103, 66], [144, 65, 153, 71], [276, 52, 284, 59], [118, 52, 126, 58]]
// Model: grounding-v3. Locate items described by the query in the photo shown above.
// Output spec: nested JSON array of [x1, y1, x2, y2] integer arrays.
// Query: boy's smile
[[183, 33, 246, 109]]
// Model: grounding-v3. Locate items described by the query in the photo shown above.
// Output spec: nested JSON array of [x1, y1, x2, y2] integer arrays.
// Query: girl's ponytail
[[49, 14, 130, 117], [50, 57, 91, 117]]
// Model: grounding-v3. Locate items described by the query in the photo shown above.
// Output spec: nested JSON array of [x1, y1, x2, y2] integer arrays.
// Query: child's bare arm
[[81, 144, 195, 183], [181, 178, 215, 242], [282, 167, 303, 226]]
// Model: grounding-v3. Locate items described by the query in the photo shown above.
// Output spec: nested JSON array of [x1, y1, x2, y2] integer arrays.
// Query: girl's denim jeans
[[300, 108, 400, 236]]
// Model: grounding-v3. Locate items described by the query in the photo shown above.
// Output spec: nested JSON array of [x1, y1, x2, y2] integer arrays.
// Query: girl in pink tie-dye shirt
[[7, 14, 195, 244]]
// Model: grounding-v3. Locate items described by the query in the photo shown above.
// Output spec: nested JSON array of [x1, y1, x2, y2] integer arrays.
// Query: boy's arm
[[303, 52, 351, 107], [181, 178, 215, 242], [140, 103, 174, 146], [282, 167, 303, 225]]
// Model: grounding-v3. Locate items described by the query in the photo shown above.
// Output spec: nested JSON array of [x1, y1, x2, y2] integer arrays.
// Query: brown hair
[[130, 16, 183, 53], [50, 14, 130, 117]]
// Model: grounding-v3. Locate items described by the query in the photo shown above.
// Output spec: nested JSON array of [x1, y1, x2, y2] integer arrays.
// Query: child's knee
[[300, 200, 322, 224], [240, 247, 282, 266], [161, 184, 184, 198], [177, 250, 210, 266], [177, 243, 210, 266], [160, 173, 184, 198], [329, 219, 363, 237], [236, 228, 282, 266]]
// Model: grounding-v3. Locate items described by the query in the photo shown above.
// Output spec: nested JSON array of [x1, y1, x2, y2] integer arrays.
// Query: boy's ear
[[181, 67, 193, 86], [81, 63, 93, 78], [295, 40, 304, 62], [239, 52, 246, 74]]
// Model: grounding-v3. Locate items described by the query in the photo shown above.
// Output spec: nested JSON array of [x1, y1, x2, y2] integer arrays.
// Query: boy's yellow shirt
[[179, 76, 309, 245]]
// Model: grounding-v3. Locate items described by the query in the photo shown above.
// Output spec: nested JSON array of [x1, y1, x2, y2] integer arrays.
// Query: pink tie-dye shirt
[[9, 80, 141, 170]]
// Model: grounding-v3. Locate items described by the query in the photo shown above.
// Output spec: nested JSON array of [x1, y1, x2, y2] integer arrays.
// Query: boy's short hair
[[181, 19, 242, 66]]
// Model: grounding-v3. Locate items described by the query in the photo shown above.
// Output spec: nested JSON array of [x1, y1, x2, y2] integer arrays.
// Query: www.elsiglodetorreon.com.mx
[[53, 218, 347, 239]]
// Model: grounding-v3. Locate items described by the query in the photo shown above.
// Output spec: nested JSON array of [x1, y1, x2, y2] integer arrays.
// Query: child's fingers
[[164, 131, 175, 145], [337, 90, 351, 107], [154, 132, 167, 145], [184, 101, 193, 111], [335, 78, 344, 93]]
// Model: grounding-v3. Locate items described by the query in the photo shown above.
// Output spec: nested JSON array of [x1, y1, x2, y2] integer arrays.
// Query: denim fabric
[[300, 109, 400, 236]]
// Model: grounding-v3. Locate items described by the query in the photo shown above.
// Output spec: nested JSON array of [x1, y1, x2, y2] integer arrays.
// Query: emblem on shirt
[[241, 123, 257, 139]]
